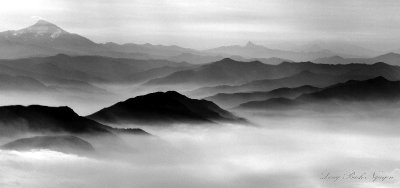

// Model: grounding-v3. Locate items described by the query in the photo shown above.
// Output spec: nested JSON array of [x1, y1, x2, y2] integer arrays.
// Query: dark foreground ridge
[[2, 135, 94, 155], [87, 91, 245, 125], [0, 105, 150, 136]]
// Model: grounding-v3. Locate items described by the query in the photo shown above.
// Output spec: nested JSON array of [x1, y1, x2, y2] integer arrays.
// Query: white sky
[[1, 0, 400, 50]]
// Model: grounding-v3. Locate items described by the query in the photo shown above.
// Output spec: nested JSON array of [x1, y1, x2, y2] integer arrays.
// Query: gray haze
[[2, 0, 400, 50]]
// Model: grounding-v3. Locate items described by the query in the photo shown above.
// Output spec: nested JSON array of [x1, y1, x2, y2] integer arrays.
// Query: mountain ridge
[[0, 20, 387, 61], [87, 91, 244, 125], [0, 104, 150, 137], [237, 77, 400, 110]]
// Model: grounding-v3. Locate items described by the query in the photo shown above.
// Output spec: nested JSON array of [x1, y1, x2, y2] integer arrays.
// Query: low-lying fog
[[1, 109, 400, 188]]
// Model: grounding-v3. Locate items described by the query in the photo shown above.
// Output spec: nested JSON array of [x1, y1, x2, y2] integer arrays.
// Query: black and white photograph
[[1, 0, 400, 188]]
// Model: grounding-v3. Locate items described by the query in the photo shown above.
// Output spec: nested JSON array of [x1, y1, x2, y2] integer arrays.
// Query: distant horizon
[[2, 0, 400, 51], [0, 19, 393, 55]]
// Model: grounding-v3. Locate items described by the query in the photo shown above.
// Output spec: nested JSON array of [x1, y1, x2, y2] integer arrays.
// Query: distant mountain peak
[[372, 62, 390, 66], [377, 52, 400, 58], [14, 19, 67, 38], [368, 76, 389, 82], [246, 41, 256, 47], [245, 41, 265, 49], [52, 53, 71, 58], [219, 57, 236, 62], [342, 76, 389, 85], [32, 19, 58, 27]]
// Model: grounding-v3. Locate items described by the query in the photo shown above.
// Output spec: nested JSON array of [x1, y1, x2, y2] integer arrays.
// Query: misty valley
[[1, 19, 400, 188]]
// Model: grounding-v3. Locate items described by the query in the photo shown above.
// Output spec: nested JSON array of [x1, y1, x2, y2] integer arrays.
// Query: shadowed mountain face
[[237, 77, 400, 110], [0, 105, 152, 138], [87, 91, 243, 125], [2, 135, 95, 154], [0, 105, 113, 136], [205, 85, 320, 108]]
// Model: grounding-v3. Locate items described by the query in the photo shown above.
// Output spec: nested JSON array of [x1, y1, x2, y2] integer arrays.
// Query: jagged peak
[[246, 41, 256, 47], [245, 41, 264, 48]]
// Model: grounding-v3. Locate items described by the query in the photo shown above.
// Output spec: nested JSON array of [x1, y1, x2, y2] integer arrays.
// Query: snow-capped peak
[[13, 20, 68, 38]]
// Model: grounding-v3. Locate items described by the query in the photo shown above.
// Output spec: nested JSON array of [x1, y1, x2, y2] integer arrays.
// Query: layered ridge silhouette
[[88, 91, 244, 125]]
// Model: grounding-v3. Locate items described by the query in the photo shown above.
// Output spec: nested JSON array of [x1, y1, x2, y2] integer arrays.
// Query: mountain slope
[[0, 73, 53, 91], [0, 54, 189, 84], [237, 97, 301, 110], [189, 70, 370, 98], [145, 58, 277, 86], [0, 105, 112, 136], [168, 52, 292, 65], [237, 77, 400, 110], [87, 91, 243, 125], [168, 53, 224, 64], [0, 105, 149, 136], [298, 76, 400, 102], [188, 61, 400, 98], [205, 85, 320, 108], [0, 20, 99, 58], [124, 66, 193, 83], [102, 42, 197, 59]]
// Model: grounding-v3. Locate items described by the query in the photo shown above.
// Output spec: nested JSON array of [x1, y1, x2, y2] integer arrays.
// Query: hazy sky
[[1, 0, 400, 50]]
